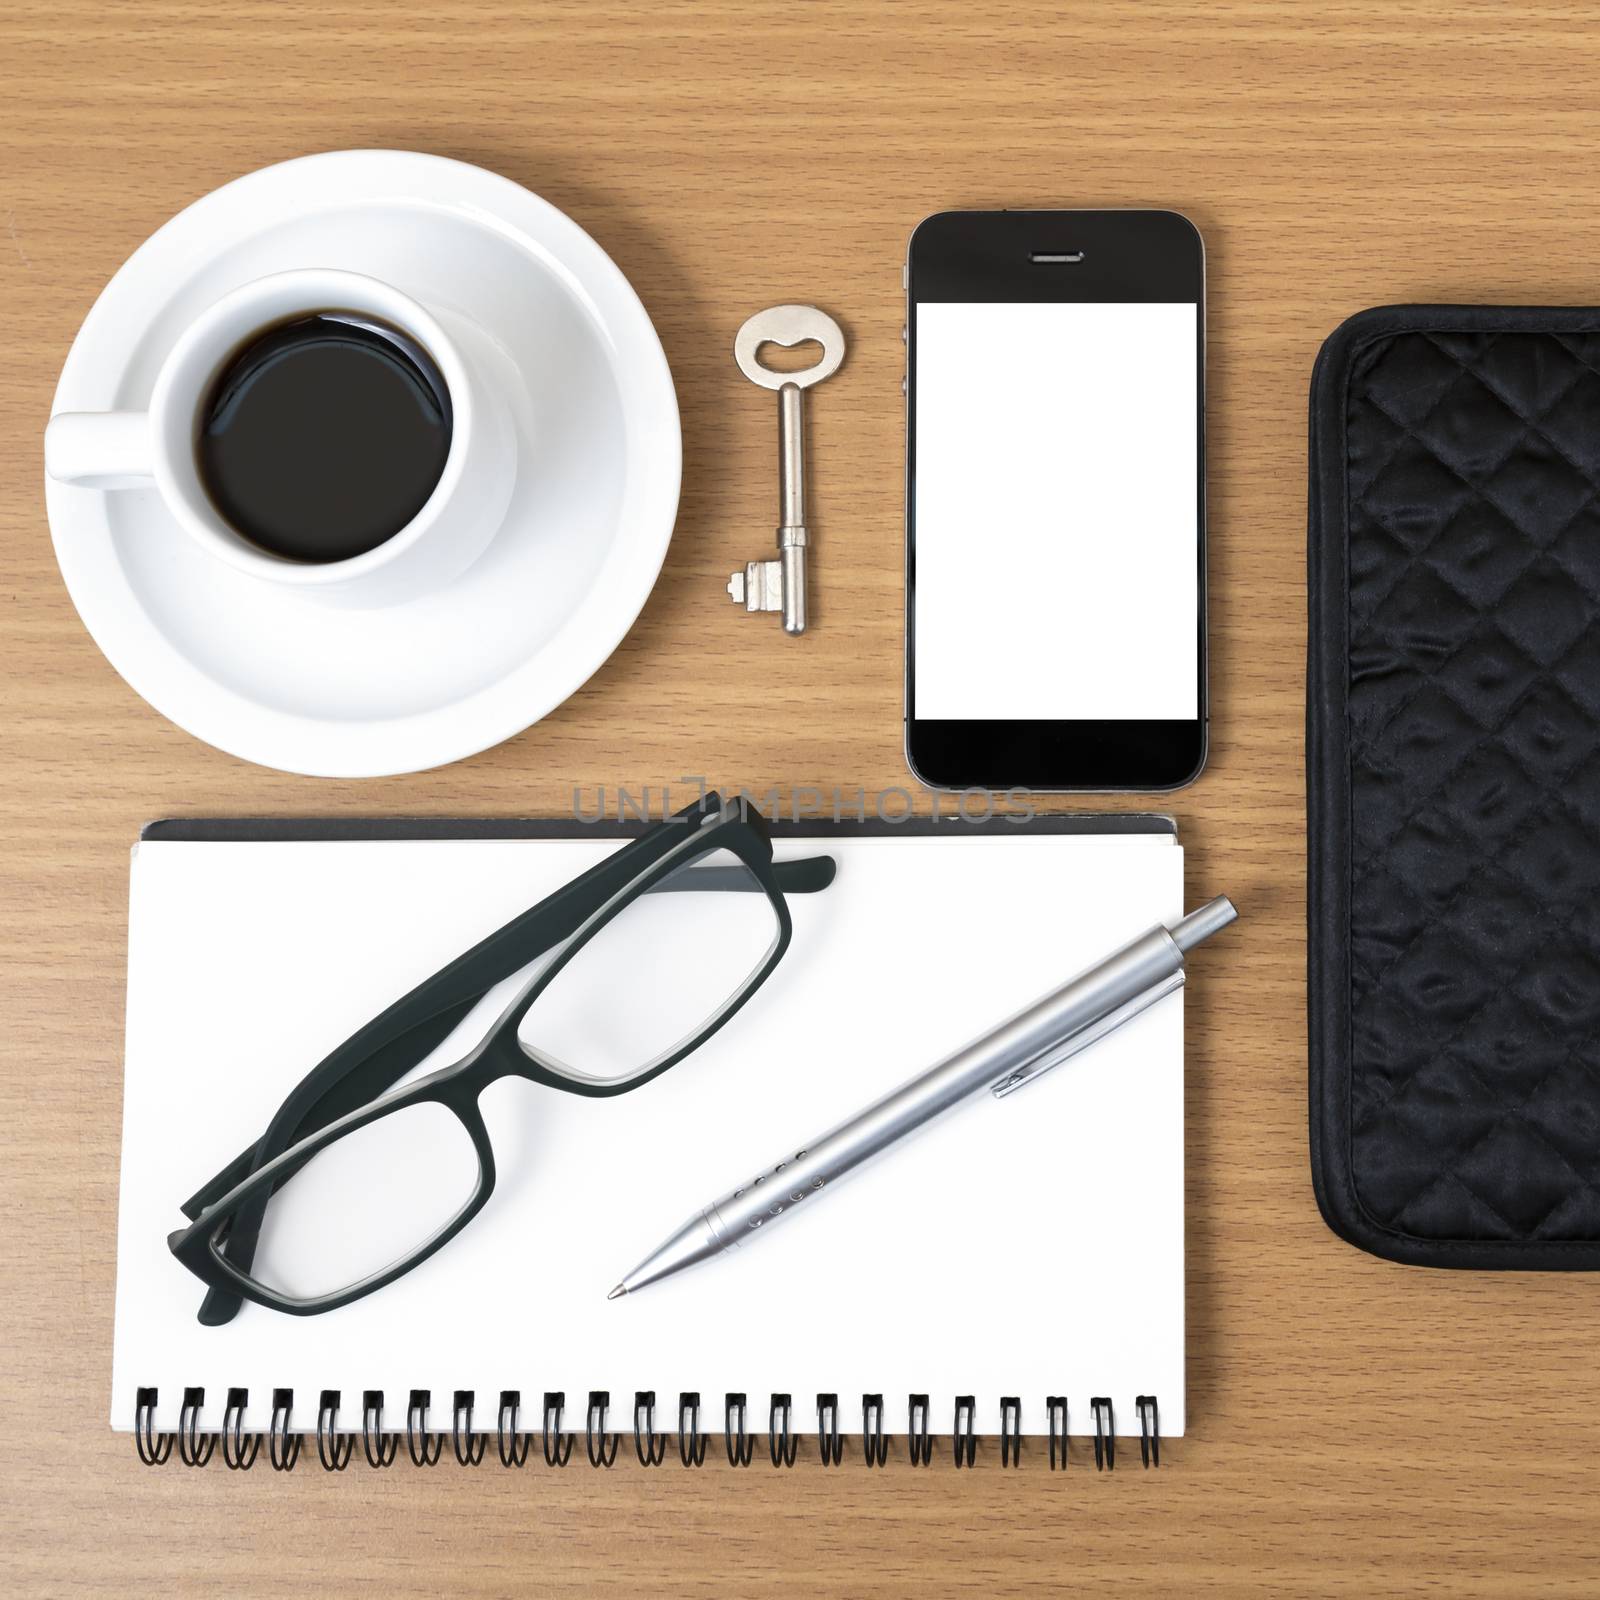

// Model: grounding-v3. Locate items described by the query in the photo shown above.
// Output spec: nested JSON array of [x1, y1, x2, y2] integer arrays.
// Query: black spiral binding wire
[[952, 1395, 976, 1469], [543, 1392, 573, 1466], [1000, 1397, 1022, 1467], [679, 1393, 706, 1467], [817, 1394, 843, 1466], [178, 1387, 214, 1468], [1091, 1396, 1115, 1471], [363, 1391, 399, 1468], [135, 1387, 172, 1466], [633, 1391, 666, 1466], [769, 1394, 797, 1467], [725, 1393, 753, 1467], [1136, 1395, 1160, 1468], [317, 1390, 353, 1471], [497, 1390, 531, 1467], [407, 1390, 443, 1466], [862, 1394, 888, 1467], [586, 1391, 619, 1468], [222, 1387, 260, 1470], [270, 1388, 300, 1471], [452, 1389, 487, 1466], [1047, 1396, 1068, 1471], [908, 1394, 932, 1466], [131, 1386, 1163, 1470]]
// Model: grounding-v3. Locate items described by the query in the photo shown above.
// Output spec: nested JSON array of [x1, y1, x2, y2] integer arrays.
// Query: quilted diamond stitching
[[1348, 401, 1600, 772], [1343, 327, 1600, 1243]]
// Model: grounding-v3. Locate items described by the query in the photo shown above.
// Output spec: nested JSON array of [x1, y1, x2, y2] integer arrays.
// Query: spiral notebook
[[111, 814, 1186, 1466]]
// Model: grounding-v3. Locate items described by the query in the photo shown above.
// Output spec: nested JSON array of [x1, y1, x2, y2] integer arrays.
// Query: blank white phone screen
[[913, 302, 1198, 721]]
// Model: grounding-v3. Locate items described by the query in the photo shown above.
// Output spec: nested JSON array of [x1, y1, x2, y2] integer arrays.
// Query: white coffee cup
[[44, 268, 516, 608]]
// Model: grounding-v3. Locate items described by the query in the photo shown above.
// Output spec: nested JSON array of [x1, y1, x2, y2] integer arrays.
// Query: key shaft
[[777, 383, 807, 634]]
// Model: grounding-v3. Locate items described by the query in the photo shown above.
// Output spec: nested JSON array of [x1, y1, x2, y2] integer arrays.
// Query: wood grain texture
[[3, 1, 1598, 1593]]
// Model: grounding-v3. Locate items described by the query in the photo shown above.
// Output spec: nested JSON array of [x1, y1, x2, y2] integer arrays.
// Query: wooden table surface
[[4, 2, 1599, 1593]]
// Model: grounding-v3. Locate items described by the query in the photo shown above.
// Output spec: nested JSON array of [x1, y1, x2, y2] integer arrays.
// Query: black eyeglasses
[[168, 797, 835, 1321]]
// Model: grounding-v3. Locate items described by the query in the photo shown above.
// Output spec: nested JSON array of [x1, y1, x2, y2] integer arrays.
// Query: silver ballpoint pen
[[608, 895, 1237, 1300]]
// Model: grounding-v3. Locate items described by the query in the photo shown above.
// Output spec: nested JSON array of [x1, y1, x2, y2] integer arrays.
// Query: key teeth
[[729, 559, 784, 615]]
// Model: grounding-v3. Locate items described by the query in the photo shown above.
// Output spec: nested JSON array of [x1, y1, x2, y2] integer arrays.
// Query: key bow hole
[[753, 337, 825, 377]]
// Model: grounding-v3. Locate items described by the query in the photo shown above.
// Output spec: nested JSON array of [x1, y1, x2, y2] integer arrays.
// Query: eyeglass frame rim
[[178, 798, 831, 1327], [166, 805, 795, 1317]]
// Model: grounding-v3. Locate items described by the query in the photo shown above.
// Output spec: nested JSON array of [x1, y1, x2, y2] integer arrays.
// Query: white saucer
[[46, 151, 681, 777]]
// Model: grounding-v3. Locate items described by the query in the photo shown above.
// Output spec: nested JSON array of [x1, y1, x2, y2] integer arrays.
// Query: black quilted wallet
[[1309, 305, 1600, 1269]]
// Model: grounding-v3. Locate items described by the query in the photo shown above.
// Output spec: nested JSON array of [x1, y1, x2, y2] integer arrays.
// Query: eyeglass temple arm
[[656, 855, 835, 895], [181, 849, 835, 1325]]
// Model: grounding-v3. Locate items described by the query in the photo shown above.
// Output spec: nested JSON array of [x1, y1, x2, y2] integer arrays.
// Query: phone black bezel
[[903, 208, 1208, 793]]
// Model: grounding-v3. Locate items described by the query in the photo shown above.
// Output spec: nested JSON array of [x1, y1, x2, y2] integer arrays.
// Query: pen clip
[[989, 969, 1186, 1100]]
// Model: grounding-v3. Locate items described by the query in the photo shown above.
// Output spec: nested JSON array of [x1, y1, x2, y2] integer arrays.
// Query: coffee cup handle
[[45, 412, 155, 489]]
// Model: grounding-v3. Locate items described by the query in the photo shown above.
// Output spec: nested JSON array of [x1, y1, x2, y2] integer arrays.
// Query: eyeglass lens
[[244, 1102, 480, 1299], [514, 845, 781, 1087]]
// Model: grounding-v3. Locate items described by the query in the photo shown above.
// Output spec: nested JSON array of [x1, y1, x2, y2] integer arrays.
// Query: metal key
[[729, 304, 846, 634]]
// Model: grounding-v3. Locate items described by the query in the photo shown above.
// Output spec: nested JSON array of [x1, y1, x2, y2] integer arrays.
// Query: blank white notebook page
[[113, 831, 1185, 1438]]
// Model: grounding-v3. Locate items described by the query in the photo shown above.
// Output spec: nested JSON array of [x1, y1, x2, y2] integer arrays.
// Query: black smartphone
[[904, 209, 1207, 792]]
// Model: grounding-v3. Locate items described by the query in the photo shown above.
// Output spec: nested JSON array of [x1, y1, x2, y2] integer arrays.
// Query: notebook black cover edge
[[140, 813, 1179, 844]]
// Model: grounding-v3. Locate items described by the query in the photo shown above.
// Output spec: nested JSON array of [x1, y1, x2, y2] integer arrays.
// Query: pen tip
[[607, 1283, 626, 1301]]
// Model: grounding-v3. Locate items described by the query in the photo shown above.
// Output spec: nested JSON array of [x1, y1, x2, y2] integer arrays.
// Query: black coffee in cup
[[197, 312, 453, 563]]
